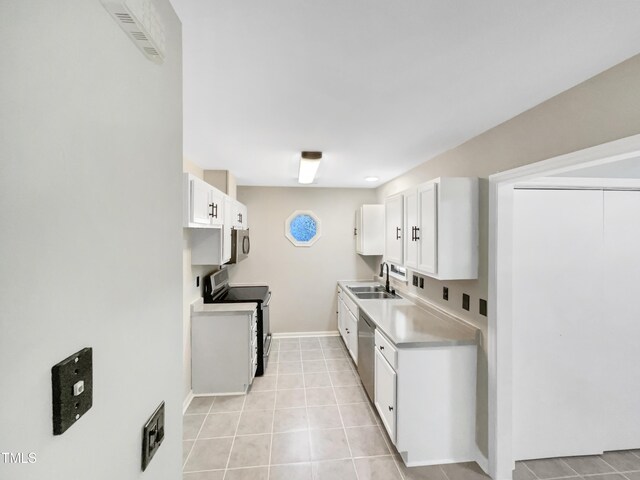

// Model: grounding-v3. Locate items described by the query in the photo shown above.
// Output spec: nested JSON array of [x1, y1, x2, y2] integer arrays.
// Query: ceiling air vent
[[101, 0, 166, 64]]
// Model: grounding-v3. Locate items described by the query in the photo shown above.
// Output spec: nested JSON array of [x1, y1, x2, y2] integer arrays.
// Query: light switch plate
[[51, 347, 93, 435], [142, 401, 165, 471]]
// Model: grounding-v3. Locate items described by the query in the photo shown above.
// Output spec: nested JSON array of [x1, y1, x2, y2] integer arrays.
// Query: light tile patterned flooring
[[183, 336, 640, 480]]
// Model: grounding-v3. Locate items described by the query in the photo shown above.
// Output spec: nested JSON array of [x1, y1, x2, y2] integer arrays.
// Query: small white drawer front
[[375, 329, 398, 369], [343, 293, 358, 317]]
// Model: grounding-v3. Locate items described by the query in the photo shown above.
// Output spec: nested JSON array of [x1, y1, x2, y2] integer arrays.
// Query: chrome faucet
[[379, 262, 394, 294]]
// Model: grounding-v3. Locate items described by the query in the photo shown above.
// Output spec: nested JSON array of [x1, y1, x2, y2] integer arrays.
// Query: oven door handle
[[262, 292, 272, 308]]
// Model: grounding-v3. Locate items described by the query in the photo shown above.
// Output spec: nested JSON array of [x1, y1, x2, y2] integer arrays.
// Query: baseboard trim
[[273, 331, 339, 338], [475, 450, 490, 475], [182, 390, 195, 414]]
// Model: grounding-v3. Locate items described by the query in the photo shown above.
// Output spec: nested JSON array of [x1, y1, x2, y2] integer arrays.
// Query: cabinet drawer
[[342, 293, 358, 317], [374, 330, 397, 369]]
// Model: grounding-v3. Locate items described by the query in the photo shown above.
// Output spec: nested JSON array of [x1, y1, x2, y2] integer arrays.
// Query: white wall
[[230, 187, 379, 334], [0, 2, 183, 479], [376, 53, 640, 460]]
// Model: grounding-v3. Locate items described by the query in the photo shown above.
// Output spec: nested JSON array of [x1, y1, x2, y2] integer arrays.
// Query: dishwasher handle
[[360, 312, 375, 330]]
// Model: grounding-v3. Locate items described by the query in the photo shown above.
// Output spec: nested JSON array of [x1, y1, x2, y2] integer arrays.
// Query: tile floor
[[183, 336, 640, 480]]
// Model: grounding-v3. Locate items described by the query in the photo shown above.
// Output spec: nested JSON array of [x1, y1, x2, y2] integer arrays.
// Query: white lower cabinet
[[374, 347, 397, 442], [374, 329, 479, 467], [345, 308, 358, 362], [337, 288, 358, 364], [191, 307, 258, 394]]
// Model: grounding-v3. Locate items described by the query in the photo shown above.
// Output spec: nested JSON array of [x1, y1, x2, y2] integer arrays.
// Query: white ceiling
[[170, 0, 640, 188]]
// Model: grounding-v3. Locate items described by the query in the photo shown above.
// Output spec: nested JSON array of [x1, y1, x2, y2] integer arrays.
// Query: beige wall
[[376, 52, 640, 459], [203, 170, 238, 198], [231, 187, 379, 333]]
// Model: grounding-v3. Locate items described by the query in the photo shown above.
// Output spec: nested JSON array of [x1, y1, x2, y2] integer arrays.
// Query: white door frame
[[487, 133, 640, 480]]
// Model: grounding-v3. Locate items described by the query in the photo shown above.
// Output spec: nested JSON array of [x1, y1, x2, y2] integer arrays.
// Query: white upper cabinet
[[404, 190, 418, 269], [403, 177, 478, 280], [384, 193, 404, 265], [232, 200, 248, 229], [355, 204, 384, 256], [209, 188, 225, 227], [183, 173, 225, 228]]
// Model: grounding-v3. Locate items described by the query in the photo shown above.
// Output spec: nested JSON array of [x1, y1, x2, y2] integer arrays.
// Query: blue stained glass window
[[289, 214, 317, 242]]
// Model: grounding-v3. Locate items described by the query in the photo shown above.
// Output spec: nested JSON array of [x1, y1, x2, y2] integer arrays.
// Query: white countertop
[[338, 280, 478, 348], [191, 298, 257, 316]]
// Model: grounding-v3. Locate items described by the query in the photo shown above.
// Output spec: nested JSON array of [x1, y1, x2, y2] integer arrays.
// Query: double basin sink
[[348, 285, 401, 300]]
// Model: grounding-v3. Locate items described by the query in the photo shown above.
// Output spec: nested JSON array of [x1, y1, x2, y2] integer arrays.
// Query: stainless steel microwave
[[229, 228, 250, 263]]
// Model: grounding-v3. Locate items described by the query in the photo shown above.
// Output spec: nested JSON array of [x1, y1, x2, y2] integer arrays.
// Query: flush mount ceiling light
[[298, 151, 322, 184], [365, 176, 379, 182]]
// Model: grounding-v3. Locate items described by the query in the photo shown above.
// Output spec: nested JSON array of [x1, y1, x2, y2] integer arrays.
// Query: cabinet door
[[375, 348, 397, 443], [209, 189, 225, 227], [417, 183, 437, 274], [233, 202, 248, 228], [355, 208, 362, 254], [222, 197, 233, 263], [404, 191, 418, 268], [346, 309, 358, 363], [338, 297, 347, 345], [385, 194, 404, 265], [190, 178, 213, 225]]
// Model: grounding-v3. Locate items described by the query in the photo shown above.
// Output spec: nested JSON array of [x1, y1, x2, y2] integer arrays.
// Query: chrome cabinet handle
[[379, 345, 384, 350], [414, 226, 420, 241], [396, 227, 401, 240], [388, 405, 393, 411]]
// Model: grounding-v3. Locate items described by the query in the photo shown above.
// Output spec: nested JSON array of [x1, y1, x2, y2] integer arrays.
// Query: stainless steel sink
[[354, 291, 401, 300], [348, 285, 386, 293]]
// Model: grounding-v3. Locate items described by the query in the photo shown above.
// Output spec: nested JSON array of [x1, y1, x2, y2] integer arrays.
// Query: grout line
[[598, 456, 623, 475], [325, 336, 362, 480], [300, 337, 314, 472], [266, 386, 277, 480], [221, 394, 247, 479], [558, 458, 582, 477], [182, 397, 217, 470], [522, 461, 540, 479]]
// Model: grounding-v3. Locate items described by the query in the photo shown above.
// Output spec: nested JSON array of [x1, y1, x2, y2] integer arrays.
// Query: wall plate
[[142, 401, 165, 471], [51, 347, 93, 435], [479, 298, 488, 316]]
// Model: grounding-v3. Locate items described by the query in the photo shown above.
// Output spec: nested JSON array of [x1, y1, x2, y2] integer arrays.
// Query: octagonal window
[[285, 210, 321, 247]]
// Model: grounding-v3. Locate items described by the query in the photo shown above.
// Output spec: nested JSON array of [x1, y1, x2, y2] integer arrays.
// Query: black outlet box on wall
[[462, 293, 470, 311], [142, 401, 165, 471], [51, 347, 93, 435], [443, 286, 449, 301]]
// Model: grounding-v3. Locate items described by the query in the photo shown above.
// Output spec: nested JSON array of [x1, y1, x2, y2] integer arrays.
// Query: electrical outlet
[[419, 277, 424, 289], [412, 275, 418, 287], [196, 276, 200, 287], [142, 402, 165, 471], [443, 286, 449, 301], [51, 348, 93, 435], [479, 298, 487, 316], [462, 293, 470, 311]]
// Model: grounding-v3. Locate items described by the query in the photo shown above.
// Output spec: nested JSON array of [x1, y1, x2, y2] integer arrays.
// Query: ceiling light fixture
[[365, 176, 379, 182], [298, 151, 322, 184]]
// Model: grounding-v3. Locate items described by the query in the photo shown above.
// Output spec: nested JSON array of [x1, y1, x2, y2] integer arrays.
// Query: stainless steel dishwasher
[[357, 310, 376, 402]]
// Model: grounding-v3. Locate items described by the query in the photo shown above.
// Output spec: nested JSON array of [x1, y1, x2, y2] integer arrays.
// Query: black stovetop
[[210, 285, 270, 304]]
